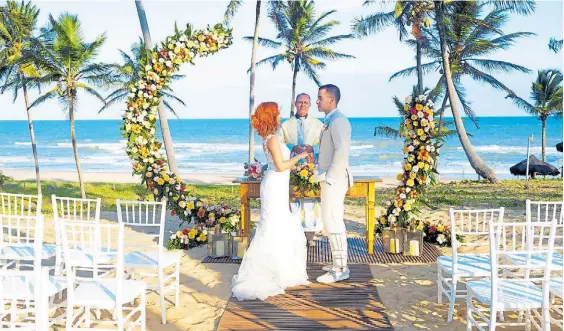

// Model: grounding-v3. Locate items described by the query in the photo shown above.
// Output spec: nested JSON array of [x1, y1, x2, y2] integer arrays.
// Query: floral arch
[[122, 23, 238, 248]]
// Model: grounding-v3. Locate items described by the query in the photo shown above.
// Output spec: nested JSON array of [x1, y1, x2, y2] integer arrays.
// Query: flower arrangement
[[290, 162, 320, 197], [244, 160, 267, 180], [167, 224, 209, 250], [377, 92, 442, 232], [120, 23, 237, 250]]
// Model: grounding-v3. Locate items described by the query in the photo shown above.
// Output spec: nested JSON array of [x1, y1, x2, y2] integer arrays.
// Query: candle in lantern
[[409, 240, 419, 256], [216, 240, 225, 256], [390, 238, 400, 253], [237, 243, 246, 258]]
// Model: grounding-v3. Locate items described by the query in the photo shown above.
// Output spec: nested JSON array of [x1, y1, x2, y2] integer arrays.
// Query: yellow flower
[[157, 178, 165, 186], [404, 163, 412, 171], [131, 124, 142, 134], [396, 173, 403, 181], [417, 223, 424, 231], [163, 174, 170, 182], [428, 110, 434, 117], [404, 203, 412, 211], [424, 164, 430, 171], [380, 217, 387, 225], [173, 196, 179, 201], [417, 129, 424, 136], [308, 163, 315, 170], [198, 233, 207, 242], [188, 229, 196, 239], [145, 172, 152, 178], [220, 217, 227, 224], [209, 212, 215, 220], [308, 176, 314, 183], [421, 119, 429, 127], [415, 103, 423, 111], [179, 201, 187, 208], [418, 162, 425, 169], [176, 177, 182, 183], [409, 172, 417, 179], [187, 201, 195, 210], [407, 155, 415, 162], [413, 121, 419, 127], [406, 179, 415, 187], [411, 114, 418, 121], [404, 104, 409, 111], [403, 147, 409, 154], [176, 231, 183, 238], [437, 224, 445, 233], [300, 169, 308, 178]]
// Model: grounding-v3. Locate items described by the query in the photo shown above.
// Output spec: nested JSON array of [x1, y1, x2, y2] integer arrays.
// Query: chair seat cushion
[[549, 278, 563, 299], [67, 249, 116, 268], [1, 244, 57, 261], [2, 274, 67, 299], [124, 251, 179, 268], [467, 280, 543, 309], [437, 254, 491, 277], [73, 279, 146, 309], [506, 252, 563, 270]]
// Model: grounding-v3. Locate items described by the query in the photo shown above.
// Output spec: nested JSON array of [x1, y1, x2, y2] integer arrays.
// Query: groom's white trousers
[[320, 174, 348, 268]]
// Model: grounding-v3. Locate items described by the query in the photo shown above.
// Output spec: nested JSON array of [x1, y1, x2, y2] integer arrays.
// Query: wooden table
[[233, 176, 382, 254]]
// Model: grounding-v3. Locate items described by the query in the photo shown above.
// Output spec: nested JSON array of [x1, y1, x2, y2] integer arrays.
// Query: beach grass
[[1, 178, 561, 215]]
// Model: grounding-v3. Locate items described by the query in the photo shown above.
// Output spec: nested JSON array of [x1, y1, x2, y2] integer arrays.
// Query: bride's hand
[[298, 152, 309, 160]]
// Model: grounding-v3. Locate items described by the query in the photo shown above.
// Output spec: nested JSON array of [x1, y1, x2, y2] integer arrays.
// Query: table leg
[[366, 182, 376, 254], [240, 184, 250, 235]]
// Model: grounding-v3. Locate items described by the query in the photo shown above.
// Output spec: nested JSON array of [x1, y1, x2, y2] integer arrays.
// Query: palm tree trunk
[[135, 0, 180, 175], [248, 0, 261, 163], [434, 1, 500, 183], [290, 58, 299, 118], [68, 94, 86, 198], [22, 77, 41, 196], [434, 94, 449, 171], [541, 116, 546, 162], [416, 39, 423, 94]]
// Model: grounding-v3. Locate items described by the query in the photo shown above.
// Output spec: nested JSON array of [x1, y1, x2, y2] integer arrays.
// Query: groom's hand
[[311, 171, 327, 183]]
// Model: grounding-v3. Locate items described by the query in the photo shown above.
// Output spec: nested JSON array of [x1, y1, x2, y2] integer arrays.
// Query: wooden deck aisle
[[217, 264, 394, 330]]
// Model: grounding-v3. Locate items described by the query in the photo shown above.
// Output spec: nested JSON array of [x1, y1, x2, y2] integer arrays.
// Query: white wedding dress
[[231, 134, 309, 301]]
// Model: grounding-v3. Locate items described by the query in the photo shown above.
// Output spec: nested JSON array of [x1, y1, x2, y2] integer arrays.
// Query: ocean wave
[[14, 142, 32, 146]]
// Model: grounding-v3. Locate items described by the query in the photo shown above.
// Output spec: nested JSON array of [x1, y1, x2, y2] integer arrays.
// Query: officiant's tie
[[297, 117, 305, 145]]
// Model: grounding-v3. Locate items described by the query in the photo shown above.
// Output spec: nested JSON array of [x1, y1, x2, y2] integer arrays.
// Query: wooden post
[[366, 182, 376, 254], [239, 183, 251, 234]]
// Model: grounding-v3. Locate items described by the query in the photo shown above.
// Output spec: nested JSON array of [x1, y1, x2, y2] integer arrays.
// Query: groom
[[312, 84, 354, 284]]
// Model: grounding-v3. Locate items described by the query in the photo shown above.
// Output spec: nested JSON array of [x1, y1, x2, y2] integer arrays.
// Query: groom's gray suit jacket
[[318, 110, 354, 188]]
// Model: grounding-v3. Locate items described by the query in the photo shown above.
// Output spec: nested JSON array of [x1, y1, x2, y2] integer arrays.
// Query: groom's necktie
[[324, 110, 338, 127]]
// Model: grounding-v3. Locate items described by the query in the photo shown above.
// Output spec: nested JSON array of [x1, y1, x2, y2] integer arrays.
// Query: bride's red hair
[[251, 102, 280, 138]]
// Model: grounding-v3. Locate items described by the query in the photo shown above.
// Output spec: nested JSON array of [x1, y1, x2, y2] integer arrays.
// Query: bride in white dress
[[231, 102, 310, 301]]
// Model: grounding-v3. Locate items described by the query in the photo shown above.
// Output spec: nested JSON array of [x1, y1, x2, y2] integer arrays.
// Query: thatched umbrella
[[557, 142, 563, 152], [510, 155, 560, 177]]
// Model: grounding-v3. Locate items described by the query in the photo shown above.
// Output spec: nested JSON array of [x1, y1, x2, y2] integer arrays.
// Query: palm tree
[[224, 0, 261, 163], [352, 1, 433, 94], [506, 70, 563, 162], [134, 0, 180, 175], [249, 0, 355, 117], [30, 13, 115, 198], [101, 39, 186, 114], [549, 38, 563, 53], [0, 0, 42, 195], [434, 1, 501, 183], [392, 1, 533, 128]]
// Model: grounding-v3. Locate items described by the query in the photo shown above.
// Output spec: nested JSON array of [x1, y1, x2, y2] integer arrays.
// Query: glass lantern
[[207, 230, 230, 258], [382, 226, 405, 254], [230, 230, 249, 260], [403, 230, 423, 256]]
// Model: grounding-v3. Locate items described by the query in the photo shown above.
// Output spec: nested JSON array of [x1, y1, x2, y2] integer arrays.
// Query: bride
[[231, 102, 310, 301]]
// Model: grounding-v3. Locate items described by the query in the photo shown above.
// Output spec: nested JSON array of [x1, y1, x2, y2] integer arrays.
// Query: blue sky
[[0, 0, 562, 120]]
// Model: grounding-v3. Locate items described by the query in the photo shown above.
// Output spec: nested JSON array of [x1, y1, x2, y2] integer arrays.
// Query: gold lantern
[[382, 226, 405, 254], [230, 230, 249, 260], [207, 225, 230, 258], [403, 230, 423, 256]]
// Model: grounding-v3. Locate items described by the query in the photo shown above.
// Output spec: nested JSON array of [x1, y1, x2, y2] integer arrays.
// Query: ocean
[[0, 117, 562, 180]]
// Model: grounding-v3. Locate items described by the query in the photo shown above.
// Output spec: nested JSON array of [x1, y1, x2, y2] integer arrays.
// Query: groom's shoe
[[316, 266, 350, 284]]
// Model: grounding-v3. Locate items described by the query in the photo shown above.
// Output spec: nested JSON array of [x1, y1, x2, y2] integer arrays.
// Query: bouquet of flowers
[[167, 224, 209, 250], [290, 162, 320, 197], [244, 159, 267, 180]]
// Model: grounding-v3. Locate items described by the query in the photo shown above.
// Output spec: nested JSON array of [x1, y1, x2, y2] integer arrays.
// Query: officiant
[[277, 93, 325, 246]]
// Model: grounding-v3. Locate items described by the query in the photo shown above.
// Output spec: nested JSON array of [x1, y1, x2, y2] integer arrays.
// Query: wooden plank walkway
[[204, 237, 442, 265], [217, 264, 394, 330]]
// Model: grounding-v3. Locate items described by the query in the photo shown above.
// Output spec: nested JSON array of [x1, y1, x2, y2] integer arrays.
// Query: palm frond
[[242, 36, 282, 48], [29, 86, 59, 109], [223, 0, 244, 25], [374, 125, 401, 139], [549, 38, 563, 53], [466, 58, 530, 74], [389, 61, 439, 81]]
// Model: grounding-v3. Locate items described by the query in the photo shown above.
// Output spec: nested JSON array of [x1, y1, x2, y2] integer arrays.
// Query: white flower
[[437, 234, 446, 244], [126, 113, 133, 120], [399, 193, 407, 199], [430, 146, 436, 152], [203, 229, 208, 235], [179, 36, 186, 42], [152, 59, 156, 63], [405, 187, 411, 193], [165, 61, 173, 68], [408, 145, 415, 152], [413, 166, 419, 172], [405, 95, 412, 103], [436, 148, 441, 153], [424, 127, 430, 132], [386, 200, 392, 206], [145, 65, 152, 71], [159, 58, 165, 63], [388, 215, 397, 224], [426, 145, 431, 152], [170, 234, 176, 240], [413, 140, 420, 146], [417, 111, 424, 118]]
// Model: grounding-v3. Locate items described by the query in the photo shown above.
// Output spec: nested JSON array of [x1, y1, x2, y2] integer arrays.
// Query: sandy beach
[[32, 202, 536, 331]]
